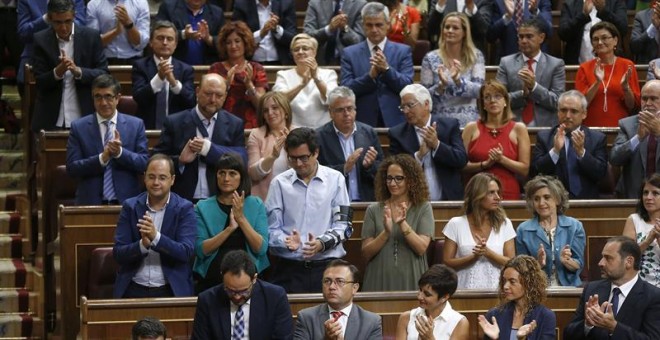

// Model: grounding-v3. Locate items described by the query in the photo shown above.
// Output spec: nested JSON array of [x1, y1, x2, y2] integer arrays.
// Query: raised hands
[[157, 57, 177, 85], [362, 146, 378, 168], [56, 49, 81, 78], [529, 0, 539, 13], [560, 244, 573, 266], [302, 232, 323, 258], [417, 122, 440, 158], [344, 147, 364, 174], [114, 4, 132, 27], [638, 110, 660, 138], [260, 12, 280, 38], [487, 143, 504, 164], [414, 314, 435, 340], [537, 243, 547, 267], [517, 320, 538, 338], [324, 315, 343, 340], [391, 201, 408, 224], [583, 0, 594, 14], [231, 190, 245, 224], [271, 129, 288, 159], [472, 236, 487, 257], [369, 48, 389, 78], [329, 10, 348, 32], [179, 137, 205, 164], [594, 58, 604, 82], [503, 0, 515, 17], [285, 228, 302, 251], [138, 212, 157, 247], [553, 124, 566, 154], [518, 66, 536, 92], [621, 65, 632, 90], [650, 61, 660, 81], [592, 0, 606, 11], [585, 295, 617, 332], [570, 128, 585, 156], [478, 315, 500, 340], [383, 204, 393, 234]]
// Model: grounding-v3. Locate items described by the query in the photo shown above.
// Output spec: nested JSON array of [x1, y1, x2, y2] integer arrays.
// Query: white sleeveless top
[[406, 302, 465, 339], [631, 213, 660, 287]]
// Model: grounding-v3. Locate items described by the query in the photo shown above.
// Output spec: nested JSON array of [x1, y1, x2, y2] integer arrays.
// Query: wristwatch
[[343, 25, 349, 33]]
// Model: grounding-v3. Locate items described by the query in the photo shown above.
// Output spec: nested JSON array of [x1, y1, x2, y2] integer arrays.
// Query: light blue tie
[[103, 120, 117, 201], [232, 304, 245, 340]]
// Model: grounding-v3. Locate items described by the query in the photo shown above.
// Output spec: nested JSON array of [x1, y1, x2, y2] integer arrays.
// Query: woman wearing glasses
[[462, 80, 530, 200], [247, 92, 296, 201], [193, 153, 269, 294], [575, 21, 640, 127], [361, 154, 434, 291], [421, 12, 485, 127], [443, 173, 516, 289]]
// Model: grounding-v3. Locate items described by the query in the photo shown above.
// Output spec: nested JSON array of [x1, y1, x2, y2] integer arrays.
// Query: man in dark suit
[[152, 73, 246, 202], [113, 154, 197, 298], [303, 0, 367, 65], [487, 0, 552, 61], [631, 4, 660, 64], [427, 0, 494, 52], [610, 80, 660, 198], [192, 249, 293, 339], [155, 0, 224, 65], [231, 0, 297, 65], [66, 74, 149, 205], [132, 20, 196, 129], [316, 86, 383, 202], [340, 1, 413, 128], [31, 0, 108, 132], [294, 259, 382, 340], [559, 0, 627, 65], [532, 90, 608, 199], [564, 236, 660, 339], [388, 84, 468, 200], [496, 18, 565, 127]]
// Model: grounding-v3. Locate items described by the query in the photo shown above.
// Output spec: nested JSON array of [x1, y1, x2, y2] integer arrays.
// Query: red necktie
[[648, 135, 657, 177], [514, 0, 524, 27], [521, 59, 535, 124], [331, 311, 343, 321]]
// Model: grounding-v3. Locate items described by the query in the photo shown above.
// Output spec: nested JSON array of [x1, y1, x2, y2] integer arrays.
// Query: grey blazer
[[303, 0, 367, 65], [610, 115, 660, 198], [631, 9, 659, 65], [495, 52, 565, 127], [294, 303, 382, 340]]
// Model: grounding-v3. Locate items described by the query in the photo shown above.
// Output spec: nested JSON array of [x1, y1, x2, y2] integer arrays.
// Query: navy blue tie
[[611, 287, 621, 316], [566, 143, 582, 197], [325, 0, 342, 63]]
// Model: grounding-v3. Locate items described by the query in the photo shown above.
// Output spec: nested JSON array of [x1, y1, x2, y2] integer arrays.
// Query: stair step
[[0, 260, 30, 289], [0, 152, 23, 172], [0, 314, 40, 338], [0, 132, 23, 151], [0, 174, 26, 192], [0, 235, 22, 259], [0, 212, 21, 235], [0, 289, 35, 313]]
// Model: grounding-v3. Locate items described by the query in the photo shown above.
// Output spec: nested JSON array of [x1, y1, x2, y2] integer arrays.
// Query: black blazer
[[131, 56, 196, 129], [532, 125, 608, 199], [231, 0, 297, 64], [564, 278, 660, 339], [31, 25, 108, 132], [155, 0, 225, 64], [388, 115, 468, 200], [558, 0, 627, 65], [316, 121, 384, 201], [191, 280, 294, 339], [152, 108, 247, 201]]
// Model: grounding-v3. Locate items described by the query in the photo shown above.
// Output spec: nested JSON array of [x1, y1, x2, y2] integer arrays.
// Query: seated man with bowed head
[[316, 86, 384, 202], [294, 259, 382, 340], [340, 1, 413, 128], [66, 74, 149, 205], [192, 249, 293, 340], [113, 154, 197, 298], [531, 90, 608, 199], [388, 84, 468, 201], [266, 127, 351, 293], [152, 73, 246, 202], [132, 317, 166, 340], [564, 236, 660, 339]]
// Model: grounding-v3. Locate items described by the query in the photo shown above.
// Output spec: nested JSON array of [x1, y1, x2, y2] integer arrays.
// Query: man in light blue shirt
[[266, 127, 351, 293]]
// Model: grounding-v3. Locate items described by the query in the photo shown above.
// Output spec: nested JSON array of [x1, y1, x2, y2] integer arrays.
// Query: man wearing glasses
[[266, 127, 351, 293], [66, 74, 148, 205], [316, 86, 384, 202], [388, 84, 467, 200], [294, 259, 382, 339], [192, 250, 293, 339], [113, 153, 197, 298]]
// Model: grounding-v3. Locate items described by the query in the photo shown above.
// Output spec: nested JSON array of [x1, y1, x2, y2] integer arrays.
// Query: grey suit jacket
[[303, 0, 367, 65], [294, 303, 382, 340], [495, 52, 565, 127], [610, 115, 660, 198], [631, 9, 659, 65]]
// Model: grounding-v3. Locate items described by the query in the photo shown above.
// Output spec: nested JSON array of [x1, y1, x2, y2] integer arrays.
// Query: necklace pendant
[[604, 88, 607, 95], [490, 128, 500, 138]]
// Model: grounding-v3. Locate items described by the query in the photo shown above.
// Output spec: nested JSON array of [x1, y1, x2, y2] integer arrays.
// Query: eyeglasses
[[322, 278, 356, 287], [93, 94, 118, 102], [224, 281, 254, 298], [386, 176, 405, 184], [330, 106, 356, 115], [398, 102, 420, 111], [483, 94, 504, 102], [591, 36, 613, 44], [288, 154, 312, 164]]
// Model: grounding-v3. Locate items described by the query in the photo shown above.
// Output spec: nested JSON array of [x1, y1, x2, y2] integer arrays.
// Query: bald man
[[610, 80, 660, 198], [152, 73, 247, 202]]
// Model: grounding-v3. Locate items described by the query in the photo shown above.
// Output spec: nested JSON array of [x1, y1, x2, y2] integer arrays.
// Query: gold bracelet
[[402, 228, 412, 236]]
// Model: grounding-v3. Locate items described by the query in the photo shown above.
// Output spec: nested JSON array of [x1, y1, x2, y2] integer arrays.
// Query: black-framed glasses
[[330, 106, 356, 115], [224, 281, 254, 298], [288, 154, 312, 164], [386, 176, 405, 184], [93, 94, 118, 102], [322, 278, 356, 287], [398, 102, 420, 111]]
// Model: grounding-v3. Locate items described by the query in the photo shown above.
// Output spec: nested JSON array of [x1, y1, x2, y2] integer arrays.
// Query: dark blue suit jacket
[[486, 0, 553, 59], [486, 303, 556, 340], [66, 113, 149, 205], [340, 40, 413, 127], [388, 115, 467, 200], [152, 108, 246, 201], [131, 56, 196, 129], [564, 278, 660, 339], [231, 0, 297, 65], [316, 121, 384, 201], [154, 0, 225, 65], [31, 25, 108, 131], [113, 191, 197, 298], [191, 279, 293, 340], [532, 125, 608, 199]]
